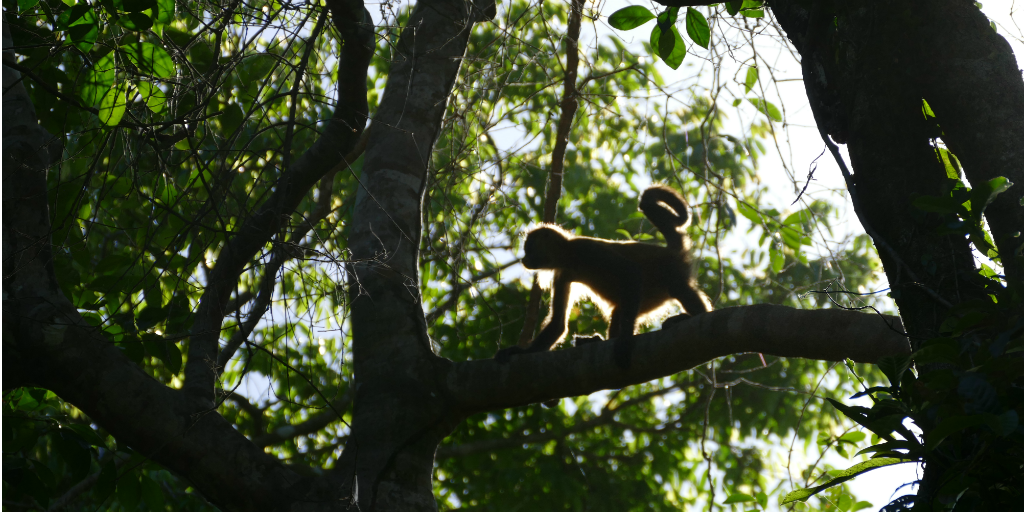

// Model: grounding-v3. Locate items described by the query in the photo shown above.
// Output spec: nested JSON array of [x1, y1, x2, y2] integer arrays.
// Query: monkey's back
[[565, 237, 691, 316]]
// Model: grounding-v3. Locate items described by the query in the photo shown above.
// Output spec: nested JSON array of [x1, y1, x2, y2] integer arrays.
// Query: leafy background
[[9, 0, 1018, 510]]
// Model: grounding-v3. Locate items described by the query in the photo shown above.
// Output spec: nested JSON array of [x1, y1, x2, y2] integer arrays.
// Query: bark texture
[[450, 305, 908, 412], [341, 0, 495, 508], [184, 0, 376, 401], [769, 0, 1024, 506]]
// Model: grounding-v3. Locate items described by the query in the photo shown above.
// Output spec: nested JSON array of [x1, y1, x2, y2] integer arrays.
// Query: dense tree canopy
[[3, 0, 1020, 511]]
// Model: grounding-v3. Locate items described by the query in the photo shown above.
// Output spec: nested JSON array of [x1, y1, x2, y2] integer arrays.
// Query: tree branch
[[184, 0, 376, 401], [215, 134, 366, 371], [2, 5, 368, 511], [251, 389, 353, 447], [517, 0, 585, 346], [448, 305, 909, 412], [425, 260, 518, 325]]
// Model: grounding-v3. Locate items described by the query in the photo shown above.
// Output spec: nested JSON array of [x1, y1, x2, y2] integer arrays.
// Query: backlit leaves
[[608, 5, 655, 30], [685, 8, 710, 49]]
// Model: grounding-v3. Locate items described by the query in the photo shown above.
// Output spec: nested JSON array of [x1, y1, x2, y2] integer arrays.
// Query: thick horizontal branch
[[447, 305, 909, 412]]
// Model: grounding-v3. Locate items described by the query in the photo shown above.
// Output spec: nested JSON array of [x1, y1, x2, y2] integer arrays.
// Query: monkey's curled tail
[[639, 185, 691, 251]]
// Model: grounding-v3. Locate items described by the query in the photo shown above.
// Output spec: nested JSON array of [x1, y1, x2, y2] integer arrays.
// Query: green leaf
[[238, 54, 275, 83], [59, 3, 100, 51], [825, 398, 871, 424], [118, 335, 145, 363], [608, 6, 655, 30], [840, 431, 866, 443], [56, 3, 91, 29], [120, 12, 153, 31], [783, 208, 812, 226], [221, 102, 244, 135], [55, 430, 92, 482], [136, 81, 167, 113], [98, 82, 129, 126], [745, 66, 758, 93], [936, 147, 961, 179], [137, 304, 168, 330], [855, 440, 921, 457], [164, 341, 183, 375], [11, 466, 51, 507], [154, 0, 174, 24], [81, 53, 117, 107], [18, 0, 40, 12], [921, 98, 936, 118], [662, 6, 679, 24], [877, 354, 911, 387], [650, 25, 686, 69], [968, 176, 1012, 220], [756, 492, 768, 508], [685, 8, 710, 48], [748, 98, 782, 122], [723, 492, 755, 504], [968, 226, 997, 257], [68, 19, 99, 52], [737, 201, 761, 223], [117, 472, 142, 511], [141, 333, 183, 374], [67, 424, 108, 447], [769, 244, 784, 273], [95, 458, 117, 500], [781, 458, 910, 503], [726, 0, 743, 16], [780, 226, 805, 250], [658, 25, 675, 61], [122, 41, 175, 78], [141, 475, 166, 510]]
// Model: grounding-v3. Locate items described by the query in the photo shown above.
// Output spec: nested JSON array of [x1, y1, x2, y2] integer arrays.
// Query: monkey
[[495, 185, 711, 369]]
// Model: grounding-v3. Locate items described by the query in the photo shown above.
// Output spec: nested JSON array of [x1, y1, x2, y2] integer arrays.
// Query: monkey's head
[[521, 225, 569, 269]]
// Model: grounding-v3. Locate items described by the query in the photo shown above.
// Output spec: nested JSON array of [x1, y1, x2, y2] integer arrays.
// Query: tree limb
[[517, 0, 585, 346], [252, 389, 353, 447], [448, 305, 909, 412], [184, 0, 375, 401], [2, 4, 369, 511]]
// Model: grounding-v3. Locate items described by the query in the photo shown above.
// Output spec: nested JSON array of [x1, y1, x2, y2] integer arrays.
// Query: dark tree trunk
[[770, 0, 1024, 506]]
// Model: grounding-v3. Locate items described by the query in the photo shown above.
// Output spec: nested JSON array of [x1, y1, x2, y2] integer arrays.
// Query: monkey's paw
[[572, 334, 605, 346], [662, 313, 692, 329]]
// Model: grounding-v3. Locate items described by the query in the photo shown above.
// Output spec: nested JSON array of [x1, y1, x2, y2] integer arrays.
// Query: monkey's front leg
[[609, 270, 643, 369], [495, 273, 572, 363]]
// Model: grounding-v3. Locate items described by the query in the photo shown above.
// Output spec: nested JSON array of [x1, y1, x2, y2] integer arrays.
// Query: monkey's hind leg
[[662, 275, 710, 328], [608, 304, 640, 370]]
